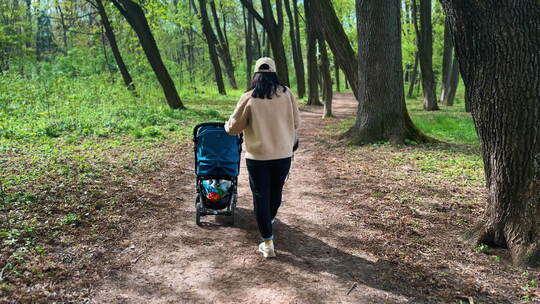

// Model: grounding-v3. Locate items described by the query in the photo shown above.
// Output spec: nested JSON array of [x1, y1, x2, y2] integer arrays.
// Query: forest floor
[[2, 93, 539, 303]]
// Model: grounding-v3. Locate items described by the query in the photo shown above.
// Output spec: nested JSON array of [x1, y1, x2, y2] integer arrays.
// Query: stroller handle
[[193, 122, 225, 141]]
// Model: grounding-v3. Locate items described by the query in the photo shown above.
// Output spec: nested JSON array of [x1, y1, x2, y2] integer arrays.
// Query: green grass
[[326, 85, 477, 146]]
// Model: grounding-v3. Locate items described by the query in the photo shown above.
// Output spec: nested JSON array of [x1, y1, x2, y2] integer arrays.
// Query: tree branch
[[239, 0, 264, 25]]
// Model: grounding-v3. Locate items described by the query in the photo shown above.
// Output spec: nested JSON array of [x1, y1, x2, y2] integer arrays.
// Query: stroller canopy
[[194, 123, 241, 177]]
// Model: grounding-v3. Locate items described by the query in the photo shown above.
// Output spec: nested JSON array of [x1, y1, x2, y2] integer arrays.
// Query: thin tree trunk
[[407, 51, 419, 98], [56, 5, 68, 54], [195, 0, 226, 95], [441, 0, 540, 266], [240, 0, 290, 86], [209, 0, 237, 89], [335, 63, 340, 92], [319, 37, 333, 118], [284, 0, 305, 98], [304, 0, 320, 106], [95, 0, 134, 91], [242, 3, 254, 89], [439, 18, 453, 102], [111, 0, 184, 109], [309, 0, 359, 101], [443, 54, 459, 106], [253, 21, 261, 58], [292, 0, 304, 94], [412, 0, 438, 110], [347, 0, 431, 144]]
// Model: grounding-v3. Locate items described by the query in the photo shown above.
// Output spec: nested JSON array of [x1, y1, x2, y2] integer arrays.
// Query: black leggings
[[246, 157, 292, 240]]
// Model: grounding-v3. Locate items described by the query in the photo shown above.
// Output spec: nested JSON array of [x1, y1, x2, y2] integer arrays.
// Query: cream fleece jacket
[[225, 87, 301, 160]]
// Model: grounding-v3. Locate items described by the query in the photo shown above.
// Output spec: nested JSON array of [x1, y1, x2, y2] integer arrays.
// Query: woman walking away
[[225, 57, 301, 258]]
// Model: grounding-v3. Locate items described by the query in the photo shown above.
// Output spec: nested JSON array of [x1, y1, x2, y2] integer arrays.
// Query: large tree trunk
[[348, 0, 431, 144], [193, 0, 226, 95], [309, 0, 359, 101], [413, 0, 439, 111], [304, 0, 321, 106], [440, 0, 540, 267], [319, 37, 333, 118], [209, 0, 238, 89], [111, 0, 184, 109], [439, 18, 453, 103], [284, 0, 305, 98], [240, 0, 290, 86], [95, 0, 135, 91], [443, 55, 459, 106]]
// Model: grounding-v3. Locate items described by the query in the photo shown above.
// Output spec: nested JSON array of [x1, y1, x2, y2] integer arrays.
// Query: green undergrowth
[[324, 85, 483, 187]]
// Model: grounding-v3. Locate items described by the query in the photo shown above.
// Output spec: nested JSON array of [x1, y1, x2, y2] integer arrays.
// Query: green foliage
[[475, 244, 490, 253]]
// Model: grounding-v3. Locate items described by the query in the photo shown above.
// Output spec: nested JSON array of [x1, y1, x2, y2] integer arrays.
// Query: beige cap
[[254, 57, 277, 73]]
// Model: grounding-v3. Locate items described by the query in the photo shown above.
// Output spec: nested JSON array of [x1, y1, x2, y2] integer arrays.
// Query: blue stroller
[[193, 122, 242, 226]]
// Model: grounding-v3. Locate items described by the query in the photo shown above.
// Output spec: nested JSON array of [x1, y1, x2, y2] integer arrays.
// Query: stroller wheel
[[195, 195, 202, 226], [229, 200, 236, 226]]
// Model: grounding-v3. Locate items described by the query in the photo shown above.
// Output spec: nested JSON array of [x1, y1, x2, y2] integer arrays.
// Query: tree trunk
[[407, 51, 419, 98], [440, 0, 540, 266], [195, 0, 226, 95], [304, 0, 321, 106], [284, 0, 305, 98], [439, 18, 453, 102], [292, 0, 304, 97], [111, 0, 184, 109], [209, 0, 238, 89], [240, 0, 290, 86], [242, 2, 254, 89], [319, 37, 333, 118], [412, 0, 438, 111], [443, 54, 459, 106], [309, 0, 359, 101], [347, 0, 431, 144], [335, 63, 340, 92], [95, 0, 135, 91]]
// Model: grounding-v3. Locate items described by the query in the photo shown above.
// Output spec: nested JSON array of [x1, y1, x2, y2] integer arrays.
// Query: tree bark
[[309, 0, 359, 101], [209, 0, 238, 89], [95, 0, 135, 91], [412, 0, 438, 111], [439, 18, 453, 102], [440, 0, 540, 266], [111, 0, 184, 109], [284, 0, 305, 98], [240, 0, 290, 86], [319, 37, 333, 118], [347, 0, 431, 145], [443, 54, 459, 106], [195, 0, 226, 95], [304, 0, 321, 106]]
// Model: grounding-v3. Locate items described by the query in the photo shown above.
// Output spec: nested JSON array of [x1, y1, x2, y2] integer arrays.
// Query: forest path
[[91, 93, 422, 303]]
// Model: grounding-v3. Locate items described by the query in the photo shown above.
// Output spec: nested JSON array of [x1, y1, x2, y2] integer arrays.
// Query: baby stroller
[[193, 122, 242, 226]]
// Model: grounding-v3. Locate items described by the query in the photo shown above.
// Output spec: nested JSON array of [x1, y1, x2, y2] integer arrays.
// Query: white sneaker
[[258, 241, 276, 258]]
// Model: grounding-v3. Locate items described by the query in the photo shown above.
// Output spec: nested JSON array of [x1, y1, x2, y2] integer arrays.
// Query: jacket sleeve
[[225, 94, 251, 135], [290, 90, 301, 130]]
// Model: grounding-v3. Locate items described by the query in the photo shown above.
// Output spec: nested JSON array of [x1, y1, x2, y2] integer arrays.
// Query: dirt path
[[91, 93, 518, 304], [91, 94, 415, 303]]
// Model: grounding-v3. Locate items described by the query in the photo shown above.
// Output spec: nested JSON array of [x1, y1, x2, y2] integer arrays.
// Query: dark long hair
[[247, 64, 287, 99]]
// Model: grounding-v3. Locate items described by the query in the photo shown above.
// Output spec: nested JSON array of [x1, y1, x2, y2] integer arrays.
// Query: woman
[[225, 57, 300, 258]]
